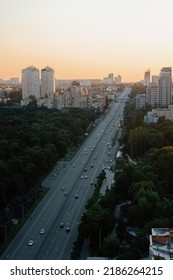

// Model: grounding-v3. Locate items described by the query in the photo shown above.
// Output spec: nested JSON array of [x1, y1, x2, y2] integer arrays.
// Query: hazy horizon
[[1, 0, 173, 82]]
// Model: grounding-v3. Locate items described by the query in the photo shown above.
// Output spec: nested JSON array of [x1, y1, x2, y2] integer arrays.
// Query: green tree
[[128, 126, 148, 158], [102, 235, 120, 258], [82, 204, 115, 253]]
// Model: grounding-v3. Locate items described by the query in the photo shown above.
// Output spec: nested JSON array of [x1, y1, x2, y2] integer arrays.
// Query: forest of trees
[[0, 106, 101, 249]]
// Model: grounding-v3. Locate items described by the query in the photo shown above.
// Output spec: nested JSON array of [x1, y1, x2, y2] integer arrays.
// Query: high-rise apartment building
[[41, 66, 55, 98], [108, 73, 114, 84], [152, 75, 159, 86], [146, 83, 159, 107], [159, 67, 172, 106], [144, 69, 150, 86], [117, 75, 122, 84], [22, 66, 40, 100]]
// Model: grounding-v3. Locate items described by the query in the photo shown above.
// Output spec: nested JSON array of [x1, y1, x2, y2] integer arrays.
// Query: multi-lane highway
[[1, 87, 130, 260]]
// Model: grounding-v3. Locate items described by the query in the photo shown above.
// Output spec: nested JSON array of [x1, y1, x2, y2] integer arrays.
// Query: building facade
[[144, 105, 173, 123], [159, 67, 172, 106], [41, 66, 55, 98], [152, 75, 159, 86], [146, 83, 159, 107], [117, 75, 122, 84], [136, 93, 146, 109], [144, 69, 150, 86], [22, 66, 40, 100], [149, 228, 173, 260]]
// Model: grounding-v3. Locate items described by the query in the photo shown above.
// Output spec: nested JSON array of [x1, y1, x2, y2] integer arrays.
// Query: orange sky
[[1, 0, 173, 82]]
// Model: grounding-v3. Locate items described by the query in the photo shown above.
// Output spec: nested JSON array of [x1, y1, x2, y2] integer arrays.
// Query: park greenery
[[0, 106, 101, 250]]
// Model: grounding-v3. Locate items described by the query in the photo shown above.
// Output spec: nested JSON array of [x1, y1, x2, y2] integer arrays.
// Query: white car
[[28, 240, 34, 246], [40, 228, 45, 234], [81, 175, 84, 179], [84, 175, 88, 179]]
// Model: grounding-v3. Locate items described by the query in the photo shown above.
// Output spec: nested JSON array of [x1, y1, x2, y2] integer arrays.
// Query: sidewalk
[[100, 169, 114, 195]]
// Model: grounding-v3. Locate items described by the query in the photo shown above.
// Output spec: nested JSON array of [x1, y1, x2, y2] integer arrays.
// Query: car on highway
[[40, 228, 45, 234], [28, 240, 34, 246], [80, 175, 84, 179], [75, 194, 79, 199], [64, 192, 68, 196], [66, 227, 71, 233], [60, 223, 64, 228], [84, 175, 88, 179]]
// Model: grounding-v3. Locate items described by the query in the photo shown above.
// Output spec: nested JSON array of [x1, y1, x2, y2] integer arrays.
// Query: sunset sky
[[1, 0, 173, 82]]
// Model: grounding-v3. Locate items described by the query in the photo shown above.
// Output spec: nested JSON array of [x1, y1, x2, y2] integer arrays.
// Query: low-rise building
[[149, 228, 173, 260], [144, 105, 173, 123]]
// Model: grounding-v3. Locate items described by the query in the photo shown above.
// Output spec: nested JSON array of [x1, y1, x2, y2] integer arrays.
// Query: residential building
[[136, 93, 146, 109], [114, 77, 118, 84], [41, 66, 55, 98], [159, 67, 172, 106], [146, 83, 159, 107], [56, 79, 91, 90], [144, 104, 173, 123], [108, 73, 114, 84], [144, 69, 150, 86], [152, 75, 159, 86], [117, 75, 122, 84], [21, 66, 40, 100], [149, 228, 173, 260]]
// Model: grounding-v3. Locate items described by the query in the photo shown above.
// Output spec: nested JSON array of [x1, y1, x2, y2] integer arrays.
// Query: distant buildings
[[136, 67, 173, 112], [20, 67, 119, 109], [102, 73, 122, 85], [0, 77, 20, 85]]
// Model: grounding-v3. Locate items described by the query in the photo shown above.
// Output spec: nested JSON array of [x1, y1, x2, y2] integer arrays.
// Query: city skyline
[[1, 0, 173, 82]]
